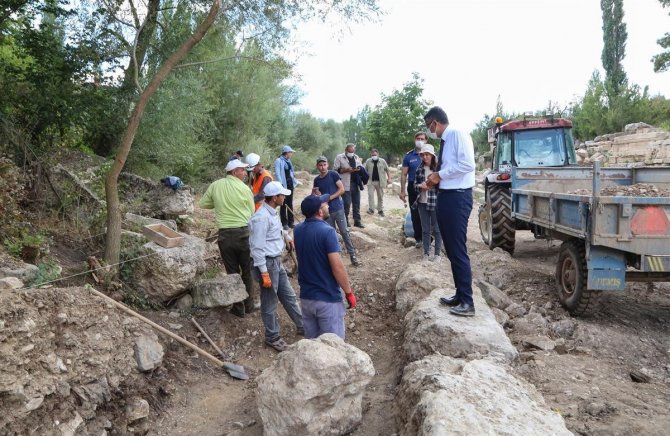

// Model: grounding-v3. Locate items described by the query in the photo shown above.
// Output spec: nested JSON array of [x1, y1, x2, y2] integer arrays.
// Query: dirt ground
[[4, 177, 669, 435]]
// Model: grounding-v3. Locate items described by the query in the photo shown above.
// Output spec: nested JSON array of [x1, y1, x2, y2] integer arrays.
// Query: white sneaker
[[422, 254, 431, 263], [431, 255, 442, 263]]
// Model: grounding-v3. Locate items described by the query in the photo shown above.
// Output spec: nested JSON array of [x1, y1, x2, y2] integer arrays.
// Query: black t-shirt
[[371, 160, 379, 181]]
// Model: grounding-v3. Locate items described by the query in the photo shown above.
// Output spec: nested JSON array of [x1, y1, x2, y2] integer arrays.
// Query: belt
[[438, 188, 472, 193], [219, 226, 248, 231]]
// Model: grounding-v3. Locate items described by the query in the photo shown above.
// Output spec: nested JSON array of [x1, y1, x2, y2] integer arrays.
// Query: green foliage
[[470, 96, 516, 155], [29, 259, 62, 287], [0, 157, 25, 240], [122, 289, 162, 311], [652, 0, 670, 72], [365, 73, 429, 159], [600, 0, 628, 98]]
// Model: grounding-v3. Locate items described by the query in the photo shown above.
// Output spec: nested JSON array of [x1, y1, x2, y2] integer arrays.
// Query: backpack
[[161, 176, 184, 191]]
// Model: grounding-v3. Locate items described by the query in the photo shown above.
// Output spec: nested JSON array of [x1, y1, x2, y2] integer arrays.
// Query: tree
[[600, 0, 628, 98], [652, 0, 670, 72], [365, 73, 428, 158]]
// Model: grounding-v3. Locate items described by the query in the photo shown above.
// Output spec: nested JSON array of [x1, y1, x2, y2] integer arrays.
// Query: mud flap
[[587, 246, 626, 291]]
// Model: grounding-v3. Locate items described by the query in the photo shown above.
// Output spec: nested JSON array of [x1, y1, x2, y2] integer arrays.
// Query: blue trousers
[[254, 257, 303, 341], [326, 208, 356, 256], [436, 189, 473, 306], [300, 298, 346, 340]]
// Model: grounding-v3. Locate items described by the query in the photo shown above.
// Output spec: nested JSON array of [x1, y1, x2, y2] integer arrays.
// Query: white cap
[[263, 181, 291, 196], [246, 153, 260, 167], [225, 159, 248, 172]]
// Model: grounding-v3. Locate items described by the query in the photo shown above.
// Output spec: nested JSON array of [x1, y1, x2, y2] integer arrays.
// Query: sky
[[289, 0, 670, 132]]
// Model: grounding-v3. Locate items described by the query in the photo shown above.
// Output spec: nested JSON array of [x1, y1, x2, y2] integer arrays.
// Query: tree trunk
[[103, 0, 222, 271]]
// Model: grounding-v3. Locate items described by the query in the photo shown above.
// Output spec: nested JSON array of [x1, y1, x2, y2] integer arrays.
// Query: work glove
[[345, 292, 357, 309], [286, 240, 295, 252], [261, 272, 272, 288]]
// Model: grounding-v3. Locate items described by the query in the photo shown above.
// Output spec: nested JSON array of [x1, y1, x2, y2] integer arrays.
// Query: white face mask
[[346, 152, 354, 158], [415, 140, 424, 149], [426, 130, 438, 140], [372, 155, 379, 161]]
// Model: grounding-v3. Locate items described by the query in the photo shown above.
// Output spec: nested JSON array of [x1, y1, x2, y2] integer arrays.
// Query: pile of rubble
[[569, 183, 670, 197]]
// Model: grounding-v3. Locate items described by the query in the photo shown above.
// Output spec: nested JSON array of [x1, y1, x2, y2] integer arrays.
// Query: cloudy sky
[[289, 0, 670, 131]]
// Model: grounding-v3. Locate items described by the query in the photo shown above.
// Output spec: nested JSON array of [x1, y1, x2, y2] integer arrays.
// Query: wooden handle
[[191, 317, 225, 358]]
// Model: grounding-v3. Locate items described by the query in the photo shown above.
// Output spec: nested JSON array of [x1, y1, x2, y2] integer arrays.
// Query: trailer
[[511, 161, 670, 314]]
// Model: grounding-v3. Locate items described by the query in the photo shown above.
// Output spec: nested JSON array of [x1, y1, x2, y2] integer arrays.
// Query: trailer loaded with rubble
[[510, 161, 670, 314]]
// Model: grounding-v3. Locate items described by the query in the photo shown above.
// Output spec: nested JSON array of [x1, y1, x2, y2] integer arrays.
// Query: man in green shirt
[[200, 159, 255, 317]]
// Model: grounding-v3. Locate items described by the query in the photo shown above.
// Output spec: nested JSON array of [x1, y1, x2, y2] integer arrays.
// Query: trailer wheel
[[489, 184, 515, 254], [555, 239, 600, 315]]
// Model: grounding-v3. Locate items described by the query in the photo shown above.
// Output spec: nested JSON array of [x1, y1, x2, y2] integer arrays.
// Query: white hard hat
[[246, 153, 260, 167]]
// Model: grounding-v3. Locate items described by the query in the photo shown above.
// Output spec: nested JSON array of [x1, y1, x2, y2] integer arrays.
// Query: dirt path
[[152, 184, 670, 436]]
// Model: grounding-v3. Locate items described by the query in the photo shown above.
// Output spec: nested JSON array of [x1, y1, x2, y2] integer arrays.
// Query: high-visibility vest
[[251, 169, 273, 210]]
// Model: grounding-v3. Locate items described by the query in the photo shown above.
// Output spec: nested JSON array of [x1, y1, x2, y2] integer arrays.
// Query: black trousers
[[343, 184, 362, 225], [218, 227, 254, 312], [408, 181, 423, 241]]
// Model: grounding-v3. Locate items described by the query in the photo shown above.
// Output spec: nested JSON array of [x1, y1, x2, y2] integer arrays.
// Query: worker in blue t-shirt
[[294, 194, 357, 339], [312, 156, 360, 267]]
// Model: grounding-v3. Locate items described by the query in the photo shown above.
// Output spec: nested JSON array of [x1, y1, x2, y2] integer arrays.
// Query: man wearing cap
[[274, 145, 298, 230], [249, 181, 304, 352], [400, 132, 426, 247], [246, 153, 273, 211], [333, 143, 365, 228], [199, 159, 256, 318], [312, 156, 361, 267], [423, 106, 476, 317], [363, 148, 391, 217], [294, 194, 357, 339]]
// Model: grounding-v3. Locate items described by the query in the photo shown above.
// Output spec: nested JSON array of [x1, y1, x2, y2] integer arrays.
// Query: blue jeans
[[417, 203, 442, 256], [300, 298, 346, 339], [254, 256, 303, 341], [436, 189, 474, 306], [326, 208, 356, 257]]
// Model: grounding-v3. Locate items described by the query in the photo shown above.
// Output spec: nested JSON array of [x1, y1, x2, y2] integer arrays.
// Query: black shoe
[[244, 303, 257, 314], [288, 224, 295, 229], [449, 303, 475, 317], [296, 327, 305, 337], [439, 295, 460, 307], [378, 211, 384, 217], [282, 225, 289, 231], [230, 304, 245, 318], [350, 255, 361, 267], [367, 209, 374, 215], [354, 222, 365, 228]]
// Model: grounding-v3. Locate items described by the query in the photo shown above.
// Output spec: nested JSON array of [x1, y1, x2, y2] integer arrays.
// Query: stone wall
[[576, 122, 670, 166]]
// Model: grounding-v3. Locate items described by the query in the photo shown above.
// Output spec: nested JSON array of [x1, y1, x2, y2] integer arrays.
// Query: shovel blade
[[223, 362, 249, 380]]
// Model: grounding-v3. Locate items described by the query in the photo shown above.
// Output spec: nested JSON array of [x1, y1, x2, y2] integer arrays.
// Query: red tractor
[[478, 115, 578, 254]]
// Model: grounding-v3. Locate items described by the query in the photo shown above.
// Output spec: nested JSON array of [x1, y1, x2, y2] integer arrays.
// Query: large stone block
[[192, 273, 247, 308], [404, 287, 518, 363], [130, 234, 207, 302], [349, 230, 377, 252], [395, 355, 571, 436], [395, 262, 449, 313], [256, 334, 374, 436]]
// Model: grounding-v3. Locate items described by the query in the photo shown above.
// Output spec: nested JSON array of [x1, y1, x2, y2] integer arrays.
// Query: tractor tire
[[488, 184, 515, 254], [555, 239, 600, 315]]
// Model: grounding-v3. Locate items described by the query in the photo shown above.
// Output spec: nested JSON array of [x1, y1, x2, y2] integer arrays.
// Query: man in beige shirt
[[363, 148, 391, 216]]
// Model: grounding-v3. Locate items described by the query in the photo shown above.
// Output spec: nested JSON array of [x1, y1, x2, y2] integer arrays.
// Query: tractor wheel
[[555, 239, 600, 315], [488, 184, 515, 254], [478, 203, 491, 246]]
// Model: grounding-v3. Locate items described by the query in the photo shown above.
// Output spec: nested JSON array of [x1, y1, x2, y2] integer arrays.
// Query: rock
[[550, 319, 577, 338], [521, 335, 556, 351], [24, 396, 44, 412], [476, 280, 511, 309], [490, 307, 510, 327], [0, 277, 24, 290], [174, 294, 193, 311], [512, 312, 549, 336], [256, 334, 375, 436], [130, 234, 207, 301], [630, 369, 651, 383], [395, 355, 571, 436], [72, 377, 111, 406], [134, 334, 164, 372], [349, 230, 377, 251], [404, 288, 518, 363], [624, 122, 653, 133], [58, 411, 84, 436], [403, 237, 416, 248], [119, 172, 194, 216], [584, 401, 609, 417], [0, 263, 39, 284], [294, 170, 311, 181], [505, 302, 527, 318], [192, 273, 247, 308], [126, 398, 150, 422], [395, 264, 447, 313]]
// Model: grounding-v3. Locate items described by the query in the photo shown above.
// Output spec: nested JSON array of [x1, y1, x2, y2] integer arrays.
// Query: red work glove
[[286, 240, 295, 252], [345, 292, 357, 309], [261, 272, 272, 288]]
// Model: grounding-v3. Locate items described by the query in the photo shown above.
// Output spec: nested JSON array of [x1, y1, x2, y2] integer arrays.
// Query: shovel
[[191, 318, 248, 380]]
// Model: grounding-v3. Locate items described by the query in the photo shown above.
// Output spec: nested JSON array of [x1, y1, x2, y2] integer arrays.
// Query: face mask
[[426, 130, 438, 140], [346, 152, 354, 158], [415, 140, 424, 149], [372, 156, 379, 161]]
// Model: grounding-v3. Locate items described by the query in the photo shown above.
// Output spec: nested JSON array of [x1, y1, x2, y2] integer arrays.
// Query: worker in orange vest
[[246, 153, 274, 211]]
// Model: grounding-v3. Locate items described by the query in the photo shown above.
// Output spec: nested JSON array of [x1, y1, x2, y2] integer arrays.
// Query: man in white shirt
[[424, 106, 476, 317]]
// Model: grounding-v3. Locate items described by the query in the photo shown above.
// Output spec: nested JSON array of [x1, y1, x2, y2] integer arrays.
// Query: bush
[[0, 157, 25, 240]]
